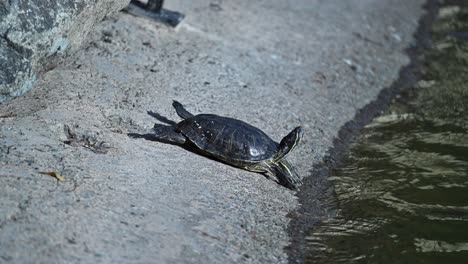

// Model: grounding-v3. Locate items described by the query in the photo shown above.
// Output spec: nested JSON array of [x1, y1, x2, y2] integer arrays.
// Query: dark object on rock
[[0, 0, 130, 103], [130, 101, 303, 190], [125, 0, 184, 27]]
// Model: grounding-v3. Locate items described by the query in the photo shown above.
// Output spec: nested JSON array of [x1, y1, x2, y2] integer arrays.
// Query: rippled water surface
[[306, 4, 468, 264]]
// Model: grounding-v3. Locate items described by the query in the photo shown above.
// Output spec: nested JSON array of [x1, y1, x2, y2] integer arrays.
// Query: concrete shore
[[0, 1, 426, 263]]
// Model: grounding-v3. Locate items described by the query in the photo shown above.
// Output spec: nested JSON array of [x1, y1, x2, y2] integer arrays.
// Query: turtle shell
[[176, 114, 278, 162]]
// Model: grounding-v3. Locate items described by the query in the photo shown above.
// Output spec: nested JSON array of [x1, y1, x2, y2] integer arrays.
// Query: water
[[305, 4, 468, 263]]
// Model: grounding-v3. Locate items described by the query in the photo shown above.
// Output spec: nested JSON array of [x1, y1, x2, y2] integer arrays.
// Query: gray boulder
[[0, 0, 130, 103]]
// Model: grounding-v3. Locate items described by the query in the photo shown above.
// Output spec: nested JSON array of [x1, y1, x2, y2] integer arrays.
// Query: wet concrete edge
[[287, 0, 439, 263]]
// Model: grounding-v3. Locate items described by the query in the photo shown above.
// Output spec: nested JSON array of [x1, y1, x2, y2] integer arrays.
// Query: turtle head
[[274, 126, 303, 162]]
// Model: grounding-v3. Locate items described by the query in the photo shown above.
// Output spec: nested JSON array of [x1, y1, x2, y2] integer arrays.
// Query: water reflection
[[306, 4, 468, 263]]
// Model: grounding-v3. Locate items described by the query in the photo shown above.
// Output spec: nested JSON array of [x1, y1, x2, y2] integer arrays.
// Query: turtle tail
[[172, 100, 194, 119]]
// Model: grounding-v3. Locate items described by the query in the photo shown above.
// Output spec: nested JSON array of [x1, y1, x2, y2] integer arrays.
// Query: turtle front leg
[[256, 160, 301, 190], [273, 160, 302, 190]]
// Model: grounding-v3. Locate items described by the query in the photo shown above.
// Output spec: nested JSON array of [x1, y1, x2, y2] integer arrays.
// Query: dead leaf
[[38, 171, 65, 181]]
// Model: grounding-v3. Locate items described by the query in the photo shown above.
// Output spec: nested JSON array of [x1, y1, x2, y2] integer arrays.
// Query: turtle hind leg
[[147, 111, 177, 126], [152, 124, 186, 144], [172, 101, 194, 119]]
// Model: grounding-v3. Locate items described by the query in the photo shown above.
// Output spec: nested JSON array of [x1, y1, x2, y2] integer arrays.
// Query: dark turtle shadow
[[128, 111, 279, 186], [128, 111, 195, 151], [127, 132, 184, 147], [128, 111, 181, 146]]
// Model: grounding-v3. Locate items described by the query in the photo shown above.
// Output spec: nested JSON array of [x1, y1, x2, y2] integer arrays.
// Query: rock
[[0, 0, 130, 103]]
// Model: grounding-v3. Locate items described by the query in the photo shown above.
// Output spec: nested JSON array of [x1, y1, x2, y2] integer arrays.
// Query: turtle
[[131, 101, 303, 190]]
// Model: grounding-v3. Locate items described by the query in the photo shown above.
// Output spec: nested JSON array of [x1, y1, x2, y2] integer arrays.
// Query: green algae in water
[[305, 4, 468, 264]]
